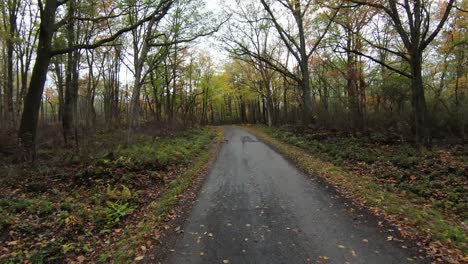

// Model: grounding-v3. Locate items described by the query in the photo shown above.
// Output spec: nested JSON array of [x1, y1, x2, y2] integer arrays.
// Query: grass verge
[[243, 125, 467, 263], [96, 127, 223, 263]]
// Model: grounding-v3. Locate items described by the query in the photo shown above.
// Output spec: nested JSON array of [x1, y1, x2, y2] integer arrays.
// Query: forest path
[[163, 127, 426, 264]]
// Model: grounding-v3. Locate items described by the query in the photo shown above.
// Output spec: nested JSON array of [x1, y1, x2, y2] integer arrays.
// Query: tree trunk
[[62, 0, 79, 146], [171, 44, 178, 125], [294, 0, 313, 124], [112, 49, 121, 126], [410, 52, 429, 146], [239, 94, 246, 123], [265, 82, 274, 127], [453, 48, 466, 142], [17, 0, 57, 160], [3, 0, 19, 129], [63, 50, 80, 145], [129, 16, 157, 129], [5, 37, 15, 129], [53, 57, 65, 122], [301, 72, 313, 123], [283, 80, 288, 123]]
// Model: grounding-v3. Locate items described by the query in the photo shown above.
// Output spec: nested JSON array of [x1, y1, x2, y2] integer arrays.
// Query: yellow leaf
[[7, 241, 18, 246]]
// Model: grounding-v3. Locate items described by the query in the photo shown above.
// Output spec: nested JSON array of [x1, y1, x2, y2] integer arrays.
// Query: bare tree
[[347, 0, 456, 145], [1, 0, 20, 129], [17, 0, 174, 160], [259, 0, 339, 123], [224, 0, 279, 127]]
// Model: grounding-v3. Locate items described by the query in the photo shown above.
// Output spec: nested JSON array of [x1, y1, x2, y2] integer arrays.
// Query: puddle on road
[[241, 136, 258, 143]]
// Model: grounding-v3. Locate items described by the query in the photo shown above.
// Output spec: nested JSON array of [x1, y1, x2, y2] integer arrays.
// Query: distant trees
[[1, 0, 19, 129], [348, 0, 456, 145], [0, 0, 465, 158], [259, 0, 339, 123], [0, 0, 227, 160], [223, 0, 279, 126], [14, 0, 175, 159], [216, 0, 465, 145]]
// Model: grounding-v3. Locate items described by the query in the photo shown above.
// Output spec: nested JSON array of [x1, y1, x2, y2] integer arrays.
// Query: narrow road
[[164, 127, 425, 264]]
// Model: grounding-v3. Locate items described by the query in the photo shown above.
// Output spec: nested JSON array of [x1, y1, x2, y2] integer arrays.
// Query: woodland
[[0, 0, 466, 263]]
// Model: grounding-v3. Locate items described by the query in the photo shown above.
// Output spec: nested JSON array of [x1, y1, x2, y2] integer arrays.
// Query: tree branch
[[260, 0, 301, 62], [342, 47, 412, 78], [50, 0, 173, 56], [421, 0, 455, 49], [307, 6, 341, 58]]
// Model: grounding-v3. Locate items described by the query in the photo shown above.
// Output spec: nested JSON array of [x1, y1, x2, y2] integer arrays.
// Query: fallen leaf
[[6, 241, 18, 246]]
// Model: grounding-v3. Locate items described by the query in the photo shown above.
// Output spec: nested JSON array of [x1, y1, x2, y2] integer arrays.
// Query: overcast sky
[[116, 0, 228, 85], [195, 0, 229, 67]]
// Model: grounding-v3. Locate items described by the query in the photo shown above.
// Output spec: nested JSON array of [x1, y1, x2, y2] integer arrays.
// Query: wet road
[[164, 127, 425, 264]]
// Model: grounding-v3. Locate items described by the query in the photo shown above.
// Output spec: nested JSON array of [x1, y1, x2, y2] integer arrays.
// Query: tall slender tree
[[347, 0, 456, 145], [17, 0, 174, 160]]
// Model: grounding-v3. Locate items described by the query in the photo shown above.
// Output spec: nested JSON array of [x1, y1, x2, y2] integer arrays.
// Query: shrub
[[105, 201, 136, 225], [106, 185, 133, 202]]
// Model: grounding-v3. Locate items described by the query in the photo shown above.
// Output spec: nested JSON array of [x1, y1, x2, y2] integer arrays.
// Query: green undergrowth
[[98, 127, 223, 263], [99, 128, 215, 170], [244, 125, 467, 262], [0, 127, 221, 263], [259, 126, 467, 219]]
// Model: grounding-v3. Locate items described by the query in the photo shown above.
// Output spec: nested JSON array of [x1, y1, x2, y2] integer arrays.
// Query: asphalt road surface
[[163, 127, 426, 264]]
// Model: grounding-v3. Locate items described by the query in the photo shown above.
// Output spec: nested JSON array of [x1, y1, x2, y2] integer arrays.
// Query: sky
[[44, 0, 231, 88], [118, 0, 229, 85], [194, 0, 230, 66]]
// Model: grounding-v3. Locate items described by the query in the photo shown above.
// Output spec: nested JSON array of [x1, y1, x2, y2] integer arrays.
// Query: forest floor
[[244, 125, 467, 263], [0, 126, 223, 263]]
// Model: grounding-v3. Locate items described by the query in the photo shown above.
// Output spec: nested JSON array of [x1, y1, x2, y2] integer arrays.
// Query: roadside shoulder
[[243, 125, 466, 264]]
